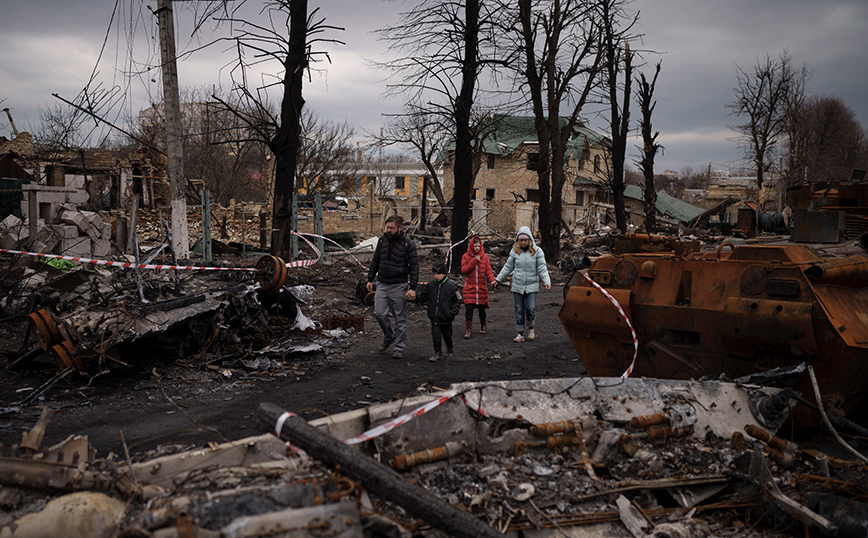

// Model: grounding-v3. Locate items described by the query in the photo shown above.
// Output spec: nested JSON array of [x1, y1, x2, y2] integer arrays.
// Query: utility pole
[[157, 0, 190, 259]]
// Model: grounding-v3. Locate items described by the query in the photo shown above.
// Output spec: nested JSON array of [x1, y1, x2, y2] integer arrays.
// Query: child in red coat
[[460, 235, 496, 338]]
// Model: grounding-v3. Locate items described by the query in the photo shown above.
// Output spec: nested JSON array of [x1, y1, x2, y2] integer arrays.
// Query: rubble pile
[[0, 204, 117, 258], [2, 375, 864, 538], [0, 253, 368, 399]]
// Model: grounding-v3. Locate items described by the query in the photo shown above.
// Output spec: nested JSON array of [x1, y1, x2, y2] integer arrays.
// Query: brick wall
[[296, 206, 381, 235], [0, 132, 34, 156], [486, 199, 517, 236]]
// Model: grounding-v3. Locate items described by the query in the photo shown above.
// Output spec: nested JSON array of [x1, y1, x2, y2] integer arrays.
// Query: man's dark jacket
[[417, 277, 462, 324], [367, 232, 419, 289]]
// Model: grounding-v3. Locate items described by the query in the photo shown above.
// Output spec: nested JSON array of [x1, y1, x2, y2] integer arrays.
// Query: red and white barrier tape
[[445, 234, 471, 269], [295, 232, 370, 271], [1, 236, 325, 273], [581, 272, 638, 378], [272, 391, 485, 451], [273, 411, 311, 458], [0, 247, 257, 272], [343, 390, 486, 445]]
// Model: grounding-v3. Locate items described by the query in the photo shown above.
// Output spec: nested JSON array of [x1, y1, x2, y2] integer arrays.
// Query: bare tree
[[511, 0, 605, 260], [205, 1, 344, 258], [599, 0, 637, 233], [294, 110, 361, 198], [787, 95, 868, 183], [728, 50, 806, 198], [635, 61, 662, 233], [135, 89, 272, 205], [368, 104, 449, 207], [374, 0, 504, 271]]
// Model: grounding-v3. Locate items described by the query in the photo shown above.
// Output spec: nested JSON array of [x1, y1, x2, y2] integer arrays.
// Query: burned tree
[[512, 0, 604, 260], [599, 0, 636, 233], [635, 61, 662, 233], [374, 0, 503, 272], [205, 0, 343, 259]]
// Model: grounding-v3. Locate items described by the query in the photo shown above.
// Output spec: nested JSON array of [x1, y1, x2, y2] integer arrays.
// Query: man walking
[[366, 215, 419, 359]]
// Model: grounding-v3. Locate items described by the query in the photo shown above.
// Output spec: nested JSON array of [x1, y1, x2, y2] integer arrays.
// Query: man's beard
[[384, 231, 395, 238]]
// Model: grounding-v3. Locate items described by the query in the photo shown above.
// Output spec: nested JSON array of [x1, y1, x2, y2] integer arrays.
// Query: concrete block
[[1, 214, 23, 231], [61, 237, 92, 257], [42, 234, 60, 253], [79, 210, 101, 225], [50, 224, 79, 239], [39, 191, 66, 204], [0, 233, 19, 250], [31, 240, 49, 254], [37, 226, 57, 243], [99, 222, 112, 240], [92, 239, 111, 258], [64, 189, 89, 205], [61, 211, 90, 233]]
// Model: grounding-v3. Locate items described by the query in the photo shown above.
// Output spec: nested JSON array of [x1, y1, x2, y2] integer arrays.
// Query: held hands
[[406, 289, 416, 300]]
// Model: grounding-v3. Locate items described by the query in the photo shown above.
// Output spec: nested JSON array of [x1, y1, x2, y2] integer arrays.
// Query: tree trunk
[[271, 0, 307, 259], [449, 0, 479, 273], [258, 403, 506, 538]]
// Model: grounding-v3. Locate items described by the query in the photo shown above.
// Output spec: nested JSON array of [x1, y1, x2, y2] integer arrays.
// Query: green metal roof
[[623, 184, 705, 223], [480, 115, 607, 159], [442, 115, 608, 162], [573, 175, 600, 186]]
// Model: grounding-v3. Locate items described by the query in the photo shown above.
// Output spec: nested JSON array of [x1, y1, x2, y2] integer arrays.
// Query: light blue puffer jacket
[[495, 226, 551, 294]]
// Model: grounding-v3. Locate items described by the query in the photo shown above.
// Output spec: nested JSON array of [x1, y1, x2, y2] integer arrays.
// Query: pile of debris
[[0, 251, 369, 401], [1, 374, 865, 537], [0, 204, 118, 258]]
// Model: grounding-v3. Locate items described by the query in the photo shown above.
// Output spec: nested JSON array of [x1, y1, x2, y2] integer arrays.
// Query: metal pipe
[[2, 108, 19, 137], [807, 365, 868, 466], [804, 255, 868, 286], [389, 441, 464, 470]]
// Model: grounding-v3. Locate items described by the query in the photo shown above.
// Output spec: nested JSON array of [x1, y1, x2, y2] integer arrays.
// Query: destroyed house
[[441, 115, 612, 235]]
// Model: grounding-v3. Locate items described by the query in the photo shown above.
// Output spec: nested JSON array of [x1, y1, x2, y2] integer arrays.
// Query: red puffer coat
[[461, 236, 496, 306]]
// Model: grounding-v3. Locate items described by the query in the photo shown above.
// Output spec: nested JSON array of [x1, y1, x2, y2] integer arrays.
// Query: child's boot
[[464, 320, 473, 339], [479, 320, 487, 335]]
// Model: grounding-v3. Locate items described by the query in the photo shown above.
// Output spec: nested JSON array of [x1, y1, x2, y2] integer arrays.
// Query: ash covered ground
[[0, 246, 580, 457]]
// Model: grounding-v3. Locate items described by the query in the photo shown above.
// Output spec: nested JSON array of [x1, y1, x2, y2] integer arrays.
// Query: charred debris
[[1, 193, 868, 536], [0, 369, 866, 537]]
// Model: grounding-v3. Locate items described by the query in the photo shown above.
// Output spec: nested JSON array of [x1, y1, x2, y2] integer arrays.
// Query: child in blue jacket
[[494, 227, 551, 342]]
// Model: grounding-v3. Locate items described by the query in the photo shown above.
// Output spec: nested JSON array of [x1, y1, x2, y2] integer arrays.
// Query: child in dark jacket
[[417, 262, 463, 362]]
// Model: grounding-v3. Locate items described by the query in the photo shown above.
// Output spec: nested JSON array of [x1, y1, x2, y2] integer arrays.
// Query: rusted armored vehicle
[[558, 233, 868, 424]]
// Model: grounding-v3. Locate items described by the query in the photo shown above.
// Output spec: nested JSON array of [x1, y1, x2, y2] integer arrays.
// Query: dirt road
[[0, 270, 583, 457]]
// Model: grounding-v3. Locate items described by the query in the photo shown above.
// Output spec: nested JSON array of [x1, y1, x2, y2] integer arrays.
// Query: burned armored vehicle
[[559, 234, 868, 424]]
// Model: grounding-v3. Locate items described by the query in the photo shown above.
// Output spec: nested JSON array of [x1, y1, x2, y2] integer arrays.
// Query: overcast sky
[[1, 0, 866, 175]]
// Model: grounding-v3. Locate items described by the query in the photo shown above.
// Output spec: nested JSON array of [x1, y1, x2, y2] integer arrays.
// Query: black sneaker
[[429, 354, 442, 362], [445, 349, 454, 357], [378, 340, 393, 352]]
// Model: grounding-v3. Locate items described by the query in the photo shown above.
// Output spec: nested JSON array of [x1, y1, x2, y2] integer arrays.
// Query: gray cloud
[[1, 0, 865, 174]]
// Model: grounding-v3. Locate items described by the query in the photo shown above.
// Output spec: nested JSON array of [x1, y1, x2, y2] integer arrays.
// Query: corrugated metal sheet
[[624, 184, 705, 223]]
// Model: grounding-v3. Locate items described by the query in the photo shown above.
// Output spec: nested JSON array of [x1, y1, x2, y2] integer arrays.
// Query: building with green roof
[[440, 115, 612, 235]]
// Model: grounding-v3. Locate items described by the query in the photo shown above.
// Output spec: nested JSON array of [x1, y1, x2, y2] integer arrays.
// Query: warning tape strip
[[445, 234, 471, 270], [273, 392, 486, 451], [0, 247, 258, 272], [581, 272, 638, 378], [0, 235, 325, 273], [342, 390, 487, 445], [273, 411, 311, 458]]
